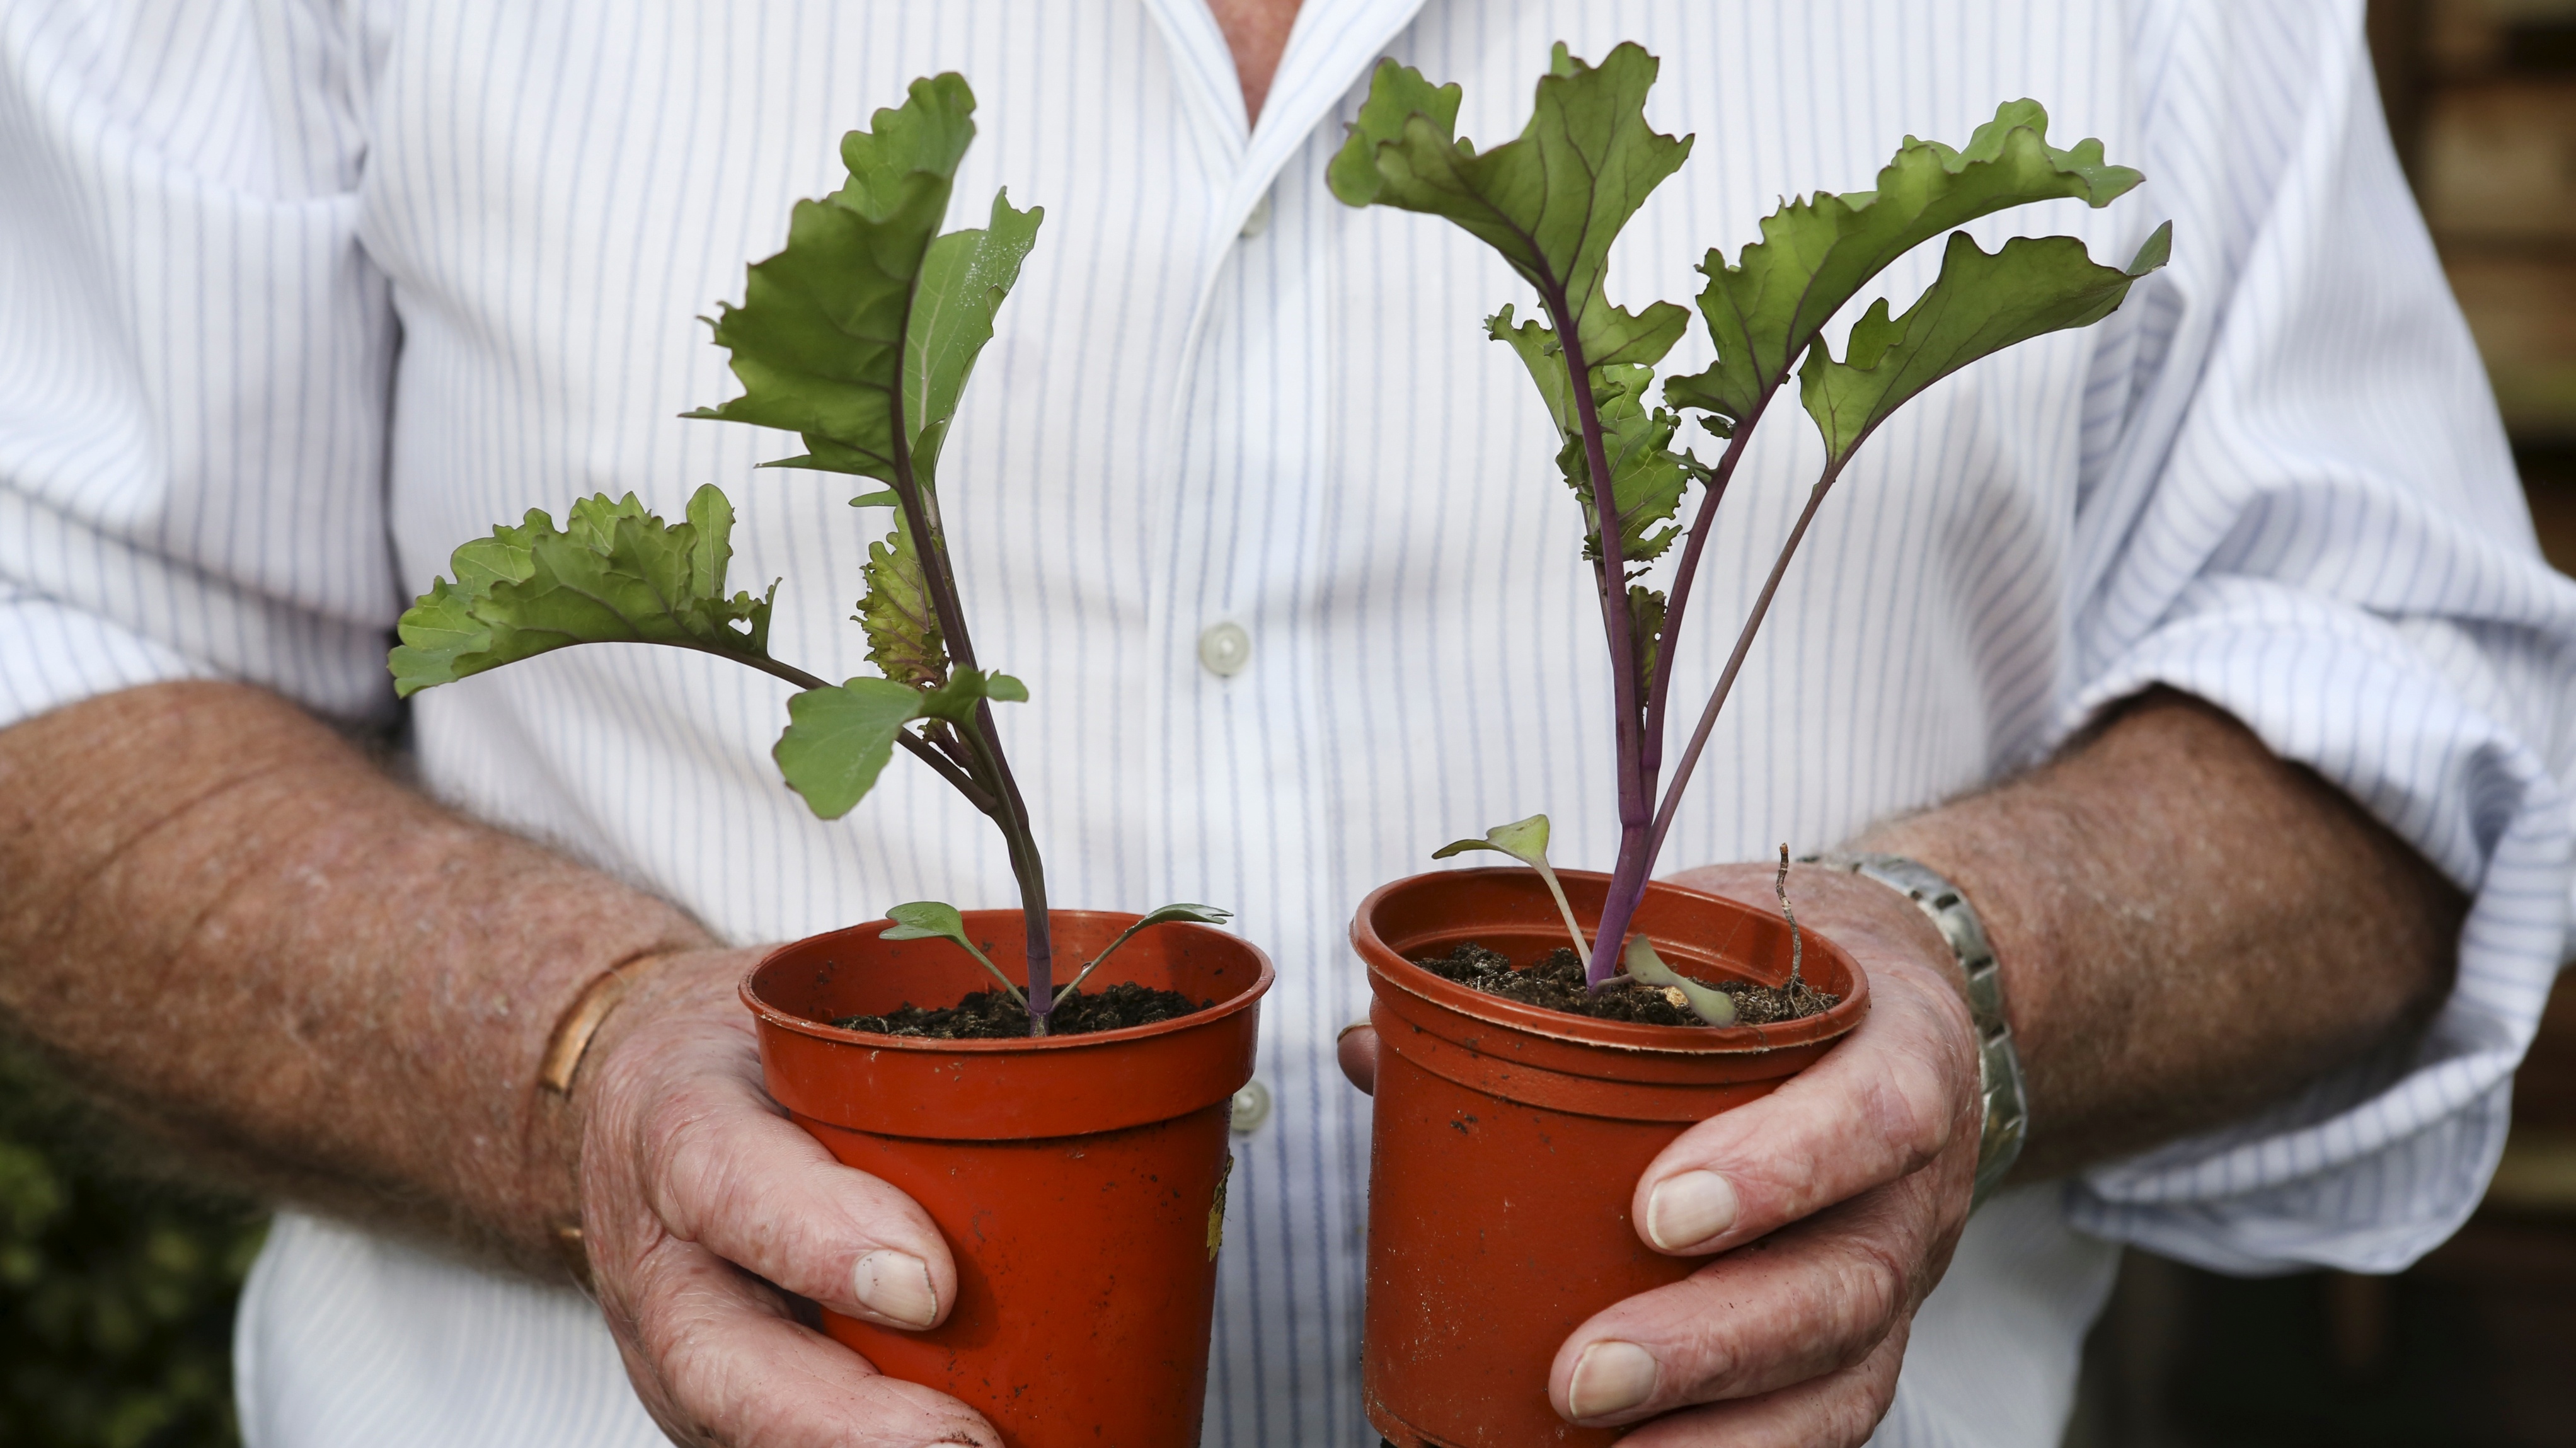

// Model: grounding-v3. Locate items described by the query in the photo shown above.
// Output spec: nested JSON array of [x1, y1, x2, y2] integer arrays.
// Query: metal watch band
[[1806, 851, 2028, 1204]]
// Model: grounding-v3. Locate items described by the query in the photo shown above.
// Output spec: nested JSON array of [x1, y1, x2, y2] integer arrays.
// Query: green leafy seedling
[[391, 74, 1228, 1036], [1060, 904, 1236, 997], [1433, 815, 1588, 960], [882, 901, 1025, 1008], [1339, 47, 2166, 991]]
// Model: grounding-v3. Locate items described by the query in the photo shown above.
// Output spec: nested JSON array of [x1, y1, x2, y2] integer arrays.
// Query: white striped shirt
[[5, 2, 2570, 1445]]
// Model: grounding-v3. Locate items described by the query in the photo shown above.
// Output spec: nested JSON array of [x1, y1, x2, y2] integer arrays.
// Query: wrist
[[1807, 850, 2027, 1200], [527, 945, 695, 1285], [521, 933, 728, 1270], [1853, 812, 2064, 1087]]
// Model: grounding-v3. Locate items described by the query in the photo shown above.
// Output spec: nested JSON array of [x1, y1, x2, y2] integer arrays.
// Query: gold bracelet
[[539, 947, 677, 1096], [538, 946, 682, 1292]]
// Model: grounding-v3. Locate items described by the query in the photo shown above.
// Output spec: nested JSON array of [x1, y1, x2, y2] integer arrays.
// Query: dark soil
[[1417, 943, 1840, 1026], [832, 981, 1210, 1040]]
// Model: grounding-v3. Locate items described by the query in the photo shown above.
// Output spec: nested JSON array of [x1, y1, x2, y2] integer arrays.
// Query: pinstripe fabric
[[6, 2, 2572, 1445]]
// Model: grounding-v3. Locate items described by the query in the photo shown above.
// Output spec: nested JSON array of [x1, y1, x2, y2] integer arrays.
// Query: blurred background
[[0, 1043, 262, 1447], [3, 1, 2572, 1444]]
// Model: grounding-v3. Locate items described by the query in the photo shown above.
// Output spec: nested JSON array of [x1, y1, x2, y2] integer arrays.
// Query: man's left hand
[[1338, 863, 1982, 1446]]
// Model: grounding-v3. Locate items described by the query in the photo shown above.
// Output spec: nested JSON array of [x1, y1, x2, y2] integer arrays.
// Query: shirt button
[[1239, 191, 1272, 239], [1197, 621, 1251, 677], [1229, 1079, 1272, 1134]]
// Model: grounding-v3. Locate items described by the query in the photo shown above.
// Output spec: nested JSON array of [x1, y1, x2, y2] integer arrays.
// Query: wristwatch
[[1805, 851, 2028, 1204]]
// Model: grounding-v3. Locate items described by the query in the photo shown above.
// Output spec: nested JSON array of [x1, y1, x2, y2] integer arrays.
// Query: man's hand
[[1337, 690, 2464, 1443], [1544, 865, 1977, 1444], [1340, 868, 1979, 1446], [573, 948, 998, 1447], [0, 682, 1009, 1446]]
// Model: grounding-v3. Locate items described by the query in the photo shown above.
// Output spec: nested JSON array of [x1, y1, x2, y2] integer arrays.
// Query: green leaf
[[388, 485, 773, 697], [1433, 813, 1591, 958], [1665, 100, 2145, 427], [906, 190, 1044, 493], [685, 73, 1015, 481], [1326, 57, 1460, 207], [882, 899, 973, 941], [1433, 812, 1553, 868], [881, 900, 1025, 1006], [1120, 902, 1233, 931], [1331, 44, 1693, 381], [772, 677, 929, 819], [1490, 314, 1694, 565], [914, 667, 1028, 725], [1799, 222, 2170, 464], [857, 524, 947, 690], [1628, 583, 1667, 682], [833, 81, 979, 216], [1338, 46, 1700, 572], [1624, 937, 1737, 1026], [1064, 903, 1236, 994], [1485, 304, 1577, 438], [1587, 370, 1691, 563]]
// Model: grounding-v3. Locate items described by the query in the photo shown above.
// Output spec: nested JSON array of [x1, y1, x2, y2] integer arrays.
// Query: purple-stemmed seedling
[[1331, 43, 2167, 1017]]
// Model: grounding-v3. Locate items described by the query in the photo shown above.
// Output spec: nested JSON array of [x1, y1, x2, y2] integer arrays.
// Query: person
[[1, 1, 2567, 1445]]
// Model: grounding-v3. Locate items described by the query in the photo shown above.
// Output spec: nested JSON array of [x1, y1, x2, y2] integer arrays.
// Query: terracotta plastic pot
[[742, 909, 1272, 1448], [1352, 868, 1870, 1447]]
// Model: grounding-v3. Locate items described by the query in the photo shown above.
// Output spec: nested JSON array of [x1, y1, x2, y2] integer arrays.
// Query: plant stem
[[881, 426, 1055, 1033], [1531, 861, 1592, 962], [1641, 401, 1766, 773], [1535, 295, 1659, 989], [1577, 429, 1771, 988], [1650, 459, 1849, 858], [1775, 844, 1803, 991], [1541, 287, 1655, 990], [958, 708, 1054, 1028], [682, 646, 1002, 815], [1589, 829, 1660, 992]]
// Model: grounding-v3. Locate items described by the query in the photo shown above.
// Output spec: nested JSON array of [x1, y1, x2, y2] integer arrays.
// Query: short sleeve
[[0, 0, 400, 729], [2057, 0, 2576, 1272]]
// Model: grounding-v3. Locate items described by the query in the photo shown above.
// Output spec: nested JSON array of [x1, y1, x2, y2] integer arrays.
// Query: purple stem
[[1540, 285, 1653, 991], [1640, 399, 1768, 776], [1650, 459, 1850, 858], [1583, 406, 1769, 991]]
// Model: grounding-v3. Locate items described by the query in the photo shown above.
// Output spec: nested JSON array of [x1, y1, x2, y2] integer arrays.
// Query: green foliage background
[[0, 1042, 264, 1448]]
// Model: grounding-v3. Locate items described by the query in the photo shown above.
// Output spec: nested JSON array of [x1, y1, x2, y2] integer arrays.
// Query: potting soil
[[1416, 942, 1839, 1026], [832, 980, 1210, 1039]]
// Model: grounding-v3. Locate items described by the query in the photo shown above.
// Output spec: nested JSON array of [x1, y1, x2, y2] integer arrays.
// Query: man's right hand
[[575, 948, 1000, 1447], [0, 683, 1004, 1447]]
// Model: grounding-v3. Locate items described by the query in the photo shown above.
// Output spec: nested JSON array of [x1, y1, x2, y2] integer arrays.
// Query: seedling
[[387, 74, 1224, 1035], [1332, 44, 2166, 1020], [1432, 814, 1589, 958]]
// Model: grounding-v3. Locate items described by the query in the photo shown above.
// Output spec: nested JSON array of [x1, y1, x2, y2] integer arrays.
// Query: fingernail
[[1565, 1340, 1659, 1420], [852, 1250, 939, 1328], [1645, 1169, 1738, 1250]]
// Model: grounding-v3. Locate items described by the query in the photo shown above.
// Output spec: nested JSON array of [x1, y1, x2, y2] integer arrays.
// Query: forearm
[[0, 680, 715, 1272], [1861, 688, 2466, 1177]]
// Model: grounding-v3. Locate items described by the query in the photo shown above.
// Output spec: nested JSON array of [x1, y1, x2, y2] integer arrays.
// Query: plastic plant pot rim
[[1352, 866, 1872, 1058], [739, 911, 1275, 1055]]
